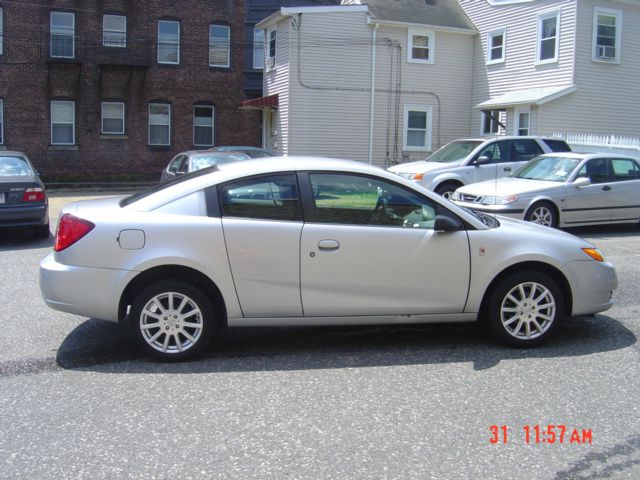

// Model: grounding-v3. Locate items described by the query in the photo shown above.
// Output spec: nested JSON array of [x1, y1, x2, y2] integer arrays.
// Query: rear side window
[[611, 158, 640, 181], [512, 139, 543, 162], [220, 174, 301, 221], [542, 139, 572, 152]]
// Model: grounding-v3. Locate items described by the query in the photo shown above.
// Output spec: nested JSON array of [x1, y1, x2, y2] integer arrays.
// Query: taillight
[[54, 214, 95, 252], [23, 187, 46, 202]]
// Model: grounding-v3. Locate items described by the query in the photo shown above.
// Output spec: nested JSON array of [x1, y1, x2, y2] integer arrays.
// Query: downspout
[[368, 22, 379, 165]]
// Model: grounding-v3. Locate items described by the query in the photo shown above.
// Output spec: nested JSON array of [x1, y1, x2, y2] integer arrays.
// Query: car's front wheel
[[128, 280, 215, 361], [525, 201, 557, 227], [434, 182, 461, 200], [488, 271, 563, 347]]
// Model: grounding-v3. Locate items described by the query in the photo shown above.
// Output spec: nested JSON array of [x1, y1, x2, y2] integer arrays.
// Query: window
[[209, 25, 230, 67], [267, 29, 276, 68], [51, 100, 75, 145], [50, 12, 75, 58], [148, 103, 170, 145], [253, 28, 265, 69], [481, 109, 505, 135], [512, 139, 543, 162], [611, 158, 640, 181], [403, 105, 433, 151], [476, 140, 510, 164], [0, 7, 4, 55], [167, 154, 187, 174], [0, 99, 3, 144], [101, 102, 125, 134], [193, 106, 214, 146], [515, 110, 530, 136], [220, 174, 301, 221], [592, 8, 622, 63], [310, 173, 438, 229], [408, 29, 434, 64], [487, 28, 506, 64], [537, 11, 559, 64], [541, 139, 571, 152], [103, 14, 126, 48], [158, 20, 179, 64], [577, 158, 610, 183]]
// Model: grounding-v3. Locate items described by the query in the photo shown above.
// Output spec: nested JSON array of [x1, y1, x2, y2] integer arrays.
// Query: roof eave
[[366, 17, 477, 35]]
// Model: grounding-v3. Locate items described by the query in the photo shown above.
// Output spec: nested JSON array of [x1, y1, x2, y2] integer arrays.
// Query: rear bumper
[[564, 259, 618, 316], [0, 203, 48, 228], [40, 253, 135, 322]]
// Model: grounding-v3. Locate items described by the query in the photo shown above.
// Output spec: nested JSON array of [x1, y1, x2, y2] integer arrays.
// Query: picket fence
[[552, 133, 640, 157]]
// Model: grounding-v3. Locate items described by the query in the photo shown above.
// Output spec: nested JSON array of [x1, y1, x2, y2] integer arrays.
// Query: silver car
[[161, 150, 253, 183], [452, 153, 640, 228], [40, 157, 617, 361], [388, 136, 571, 198]]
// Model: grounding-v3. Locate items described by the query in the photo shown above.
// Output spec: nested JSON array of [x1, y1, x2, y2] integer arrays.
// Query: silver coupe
[[40, 157, 617, 361], [452, 153, 640, 228]]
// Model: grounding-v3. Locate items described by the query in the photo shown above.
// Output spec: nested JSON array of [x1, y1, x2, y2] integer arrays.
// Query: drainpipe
[[368, 23, 379, 165]]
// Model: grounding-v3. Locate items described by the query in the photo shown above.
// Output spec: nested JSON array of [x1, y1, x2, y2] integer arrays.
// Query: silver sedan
[[40, 157, 617, 361], [452, 153, 640, 228]]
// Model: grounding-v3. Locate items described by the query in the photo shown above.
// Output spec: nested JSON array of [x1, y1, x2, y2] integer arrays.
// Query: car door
[[511, 139, 544, 172], [471, 139, 512, 183], [563, 158, 613, 225], [299, 173, 471, 317], [219, 173, 304, 317], [609, 158, 640, 222]]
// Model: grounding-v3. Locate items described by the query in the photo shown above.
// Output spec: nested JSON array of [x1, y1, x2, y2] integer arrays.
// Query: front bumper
[[564, 259, 617, 316], [0, 203, 48, 228], [40, 253, 136, 322], [452, 200, 525, 219]]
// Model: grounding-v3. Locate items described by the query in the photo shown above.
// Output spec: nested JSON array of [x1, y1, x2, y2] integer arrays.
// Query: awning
[[240, 94, 278, 110], [475, 85, 577, 109]]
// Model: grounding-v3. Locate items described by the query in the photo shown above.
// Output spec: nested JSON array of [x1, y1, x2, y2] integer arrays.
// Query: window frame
[[481, 109, 506, 135], [515, 109, 530, 136], [209, 24, 230, 68], [157, 20, 180, 65], [148, 102, 171, 146], [592, 7, 622, 64], [101, 101, 125, 135], [50, 100, 75, 146], [0, 7, 4, 56], [407, 28, 435, 64], [253, 28, 265, 70], [0, 98, 4, 145], [50, 11, 75, 59], [487, 27, 506, 64], [536, 10, 560, 65], [103, 14, 127, 48], [266, 28, 277, 69], [193, 105, 215, 147], [403, 105, 433, 152]]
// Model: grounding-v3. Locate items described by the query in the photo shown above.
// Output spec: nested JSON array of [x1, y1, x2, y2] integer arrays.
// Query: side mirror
[[434, 214, 463, 232], [475, 155, 491, 166], [573, 177, 591, 188]]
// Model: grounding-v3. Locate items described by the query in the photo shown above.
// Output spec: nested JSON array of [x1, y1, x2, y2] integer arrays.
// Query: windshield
[[513, 156, 581, 182], [425, 140, 483, 163], [0, 156, 34, 176], [191, 153, 249, 171]]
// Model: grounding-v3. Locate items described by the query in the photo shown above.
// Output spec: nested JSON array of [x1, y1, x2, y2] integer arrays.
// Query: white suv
[[388, 136, 571, 199]]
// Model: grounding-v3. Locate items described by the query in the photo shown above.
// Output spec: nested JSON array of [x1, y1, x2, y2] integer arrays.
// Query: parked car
[[208, 146, 273, 158], [388, 136, 571, 199], [451, 153, 640, 228], [161, 151, 253, 183], [40, 157, 617, 361], [0, 151, 49, 238]]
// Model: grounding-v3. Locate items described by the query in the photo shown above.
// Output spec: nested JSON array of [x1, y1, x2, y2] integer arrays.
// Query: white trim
[[157, 20, 180, 65], [592, 7, 622, 64], [0, 7, 4, 56], [486, 27, 506, 65], [407, 28, 435, 65], [148, 103, 171, 146], [101, 102, 125, 135], [0, 98, 4, 145], [403, 104, 433, 152], [50, 100, 75, 146], [193, 105, 215, 147], [366, 18, 476, 35], [266, 28, 277, 71], [281, 5, 368, 15], [487, 0, 536, 4], [536, 9, 560, 65], [209, 24, 230, 68], [514, 109, 531, 136], [253, 28, 265, 70], [50, 11, 75, 59]]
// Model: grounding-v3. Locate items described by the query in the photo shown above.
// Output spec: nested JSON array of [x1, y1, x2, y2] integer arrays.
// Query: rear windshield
[[542, 139, 572, 152], [0, 156, 34, 177]]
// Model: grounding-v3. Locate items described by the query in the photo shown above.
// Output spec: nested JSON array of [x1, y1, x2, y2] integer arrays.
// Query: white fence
[[552, 133, 640, 157]]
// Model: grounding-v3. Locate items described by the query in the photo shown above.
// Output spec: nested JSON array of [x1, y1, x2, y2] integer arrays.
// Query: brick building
[[0, 0, 262, 182]]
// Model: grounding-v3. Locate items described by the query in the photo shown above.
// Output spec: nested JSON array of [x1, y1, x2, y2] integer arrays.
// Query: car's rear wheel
[[128, 280, 215, 361], [525, 201, 557, 227], [434, 182, 461, 200], [488, 271, 563, 347]]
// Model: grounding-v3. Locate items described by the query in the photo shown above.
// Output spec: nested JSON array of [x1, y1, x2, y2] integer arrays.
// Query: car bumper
[[452, 201, 525, 219], [564, 259, 618, 316], [0, 203, 48, 228], [40, 253, 135, 323]]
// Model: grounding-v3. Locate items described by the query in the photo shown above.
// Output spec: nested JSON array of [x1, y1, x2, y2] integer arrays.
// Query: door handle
[[503, 167, 512, 172], [602, 185, 612, 191], [318, 239, 340, 251]]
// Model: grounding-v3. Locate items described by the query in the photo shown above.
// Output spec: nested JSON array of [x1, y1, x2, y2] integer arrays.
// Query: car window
[[513, 156, 580, 182], [0, 156, 33, 176], [610, 158, 640, 181], [309, 173, 438, 229], [576, 158, 611, 184], [477, 140, 509, 164], [220, 174, 302, 221], [512, 139, 543, 162], [541, 139, 572, 152], [167, 155, 184, 174]]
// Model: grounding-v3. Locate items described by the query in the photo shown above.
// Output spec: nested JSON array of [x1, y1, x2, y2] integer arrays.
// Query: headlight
[[582, 247, 605, 262], [479, 194, 519, 205]]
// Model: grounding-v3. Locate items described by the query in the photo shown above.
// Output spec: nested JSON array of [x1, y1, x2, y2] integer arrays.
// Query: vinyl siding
[[264, 19, 290, 155], [539, 0, 640, 136]]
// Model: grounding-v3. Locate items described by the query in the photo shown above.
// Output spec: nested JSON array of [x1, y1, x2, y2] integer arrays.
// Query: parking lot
[[0, 192, 639, 479]]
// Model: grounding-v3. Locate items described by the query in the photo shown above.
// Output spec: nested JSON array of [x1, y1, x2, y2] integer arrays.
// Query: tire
[[525, 201, 557, 228], [487, 271, 563, 347], [434, 182, 460, 200], [33, 224, 50, 239], [128, 279, 215, 361]]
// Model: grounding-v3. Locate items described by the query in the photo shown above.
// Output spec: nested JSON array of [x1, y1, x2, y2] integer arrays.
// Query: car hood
[[457, 177, 561, 196], [388, 160, 464, 175]]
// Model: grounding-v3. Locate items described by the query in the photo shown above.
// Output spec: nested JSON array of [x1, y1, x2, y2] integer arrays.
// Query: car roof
[[452, 136, 562, 142], [538, 152, 639, 160], [0, 151, 29, 158], [186, 150, 250, 158]]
